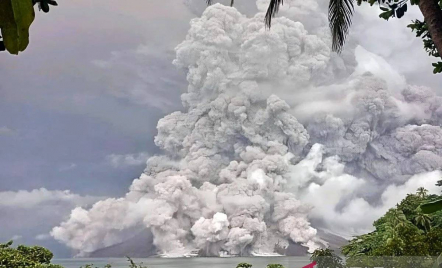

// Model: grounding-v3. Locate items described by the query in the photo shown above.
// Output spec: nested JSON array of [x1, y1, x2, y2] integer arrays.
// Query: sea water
[[54, 257, 312, 268]]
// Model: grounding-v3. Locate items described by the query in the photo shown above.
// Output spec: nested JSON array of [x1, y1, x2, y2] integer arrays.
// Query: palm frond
[[265, 0, 284, 28], [206, 0, 234, 6], [329, 0, 354, 53]]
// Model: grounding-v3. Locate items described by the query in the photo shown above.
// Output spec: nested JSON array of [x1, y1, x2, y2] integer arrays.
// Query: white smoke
[[292, 144, 442, 238], [52, 0, 442, 257]]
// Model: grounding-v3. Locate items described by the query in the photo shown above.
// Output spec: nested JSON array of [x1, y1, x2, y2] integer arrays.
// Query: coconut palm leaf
[[414, 213, 432, 232], [416, 187, 429, 198], [265, 0, 284, 28], [206, 0, 235, 7], [329, 0, 355, 53]]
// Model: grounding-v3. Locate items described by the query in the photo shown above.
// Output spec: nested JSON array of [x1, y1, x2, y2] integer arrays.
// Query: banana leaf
[[420, 199, 442, 214], [0, 0, 35, 54]]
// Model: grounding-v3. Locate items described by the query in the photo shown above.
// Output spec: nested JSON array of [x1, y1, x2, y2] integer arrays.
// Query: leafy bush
[[342, 188, 442, 258], [236, 263, 252, 268], [266, 264, 285, 268], [126, 257, 148, 268], [0, 241, 150, 268], [80, 264, 112, 268], [0, 240, 63, 268], [311, 248, 344, 268]]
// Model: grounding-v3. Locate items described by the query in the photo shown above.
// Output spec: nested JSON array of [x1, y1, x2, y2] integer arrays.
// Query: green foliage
[[126, 256, 148, 268], [0, 0, 58, 54], [0, 242, 143, 268], [421, 199, 442, 214], [266, 264, 285, 268], [342, 188, 442, 260], [236, 263, 252, 268], [328, 0, 355, 53], [415, 212, 432, 232], [417, 187, 430, 198], [432, 210, 442, 228], [80, 264, 112, 268], [0, 241, 63, 268], [397, 194, 423, 222], [16, 245, 54, 264], [33, 0, 58, 13], [311, 248, 344, 268], [0, 0, 35, 54], [408, 19, 442, 74]]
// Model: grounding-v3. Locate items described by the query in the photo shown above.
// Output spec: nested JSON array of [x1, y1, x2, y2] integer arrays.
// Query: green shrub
[[311, 248, 344, 268], [80, 264, 112, 268], [0, 240, 63, 268], [127, 257, 148, 268], [236, 263, 252, 268], [266, 264, 285, 268]]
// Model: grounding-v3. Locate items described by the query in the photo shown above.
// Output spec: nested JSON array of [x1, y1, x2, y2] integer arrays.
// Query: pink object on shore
[[301, 261, 317, 268]]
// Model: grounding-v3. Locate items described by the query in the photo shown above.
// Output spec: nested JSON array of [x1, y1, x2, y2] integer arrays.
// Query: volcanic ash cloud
[[52, 1, 442, 257]]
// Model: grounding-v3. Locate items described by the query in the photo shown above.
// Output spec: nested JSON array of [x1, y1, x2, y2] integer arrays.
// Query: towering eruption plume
[[52, 0, 442, 257]]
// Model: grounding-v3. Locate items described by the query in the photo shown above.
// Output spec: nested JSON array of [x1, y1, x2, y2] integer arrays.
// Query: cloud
[[58, 163, 77, 172], [0, 126, 15, 136], [11, 235, 22, 241], [0, 188, 103, 257], [35, 234, 51, 241], [106, 152, 150, 168], [0, 188, 100, 209], [296, 145, 442, 238], [92, 46, 186, 112]]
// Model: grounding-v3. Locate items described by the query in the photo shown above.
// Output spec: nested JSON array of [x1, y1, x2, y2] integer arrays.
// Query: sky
[[0, 0, 441, 258]]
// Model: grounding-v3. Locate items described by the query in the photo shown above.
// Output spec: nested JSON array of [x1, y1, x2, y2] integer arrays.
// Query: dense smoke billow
[[51, 0, 442, 257]]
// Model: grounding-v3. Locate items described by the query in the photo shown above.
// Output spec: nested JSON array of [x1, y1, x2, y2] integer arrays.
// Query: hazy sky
[[0, 0, 441, 257]]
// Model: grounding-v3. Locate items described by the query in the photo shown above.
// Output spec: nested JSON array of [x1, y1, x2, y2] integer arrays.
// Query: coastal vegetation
[[0, 240, 63, 268], [312, 183, 442, 268], [342, 187, 442, 258], [78, 258, 147, 268], [0, 242, 145, 268]]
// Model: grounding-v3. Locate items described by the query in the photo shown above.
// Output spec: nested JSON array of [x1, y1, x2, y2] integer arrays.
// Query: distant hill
[[86, 229, 156, 258], [85, 228, 347, 257], [315, 229, 349, 252], [283, 229, 348, 256]]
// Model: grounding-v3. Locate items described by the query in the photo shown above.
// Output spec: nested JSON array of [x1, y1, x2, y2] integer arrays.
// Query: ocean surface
[[54, 257, 312, 268]]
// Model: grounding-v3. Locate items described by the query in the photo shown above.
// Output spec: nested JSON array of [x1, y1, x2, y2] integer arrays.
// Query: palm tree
[[416, 187, 429, 199], [206, 0, 235, 6], [390, 209, 408, 228], [205, 0, 442, 57], [384, 210, 408, 240], [414, 212, 432, 233], [381, 209, 409, 256], [420, 198, 442, 268]]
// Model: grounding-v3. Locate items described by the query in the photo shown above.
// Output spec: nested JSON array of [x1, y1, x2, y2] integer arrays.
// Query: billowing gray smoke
[[51, 0, 442, 257]]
